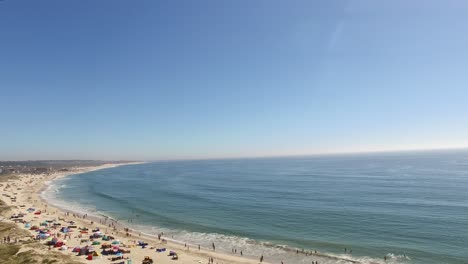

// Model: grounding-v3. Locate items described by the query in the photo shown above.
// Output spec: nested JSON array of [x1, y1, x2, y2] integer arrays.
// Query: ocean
[[42, 150, 468, 264]]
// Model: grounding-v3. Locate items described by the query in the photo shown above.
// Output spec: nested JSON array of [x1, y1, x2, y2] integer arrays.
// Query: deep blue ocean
[[43, 150, 468, 264]]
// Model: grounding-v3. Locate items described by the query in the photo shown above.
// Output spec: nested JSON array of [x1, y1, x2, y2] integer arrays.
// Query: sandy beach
[[0, 163, 269, 264]]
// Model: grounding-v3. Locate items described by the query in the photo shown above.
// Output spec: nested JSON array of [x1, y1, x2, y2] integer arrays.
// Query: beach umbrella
[[116, 252, 123, 257], [92, 241, 101, 245]]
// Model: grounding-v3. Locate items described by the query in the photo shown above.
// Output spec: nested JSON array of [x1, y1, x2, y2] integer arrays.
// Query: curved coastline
[[37, 163, 397, 264]]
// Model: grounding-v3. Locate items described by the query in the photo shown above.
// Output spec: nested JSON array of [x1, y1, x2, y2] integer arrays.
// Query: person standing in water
[[260, 255, 263, 263], [212, 242, 215, 251]]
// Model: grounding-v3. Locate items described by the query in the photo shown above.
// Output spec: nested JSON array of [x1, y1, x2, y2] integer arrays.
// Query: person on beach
[[260, 255, 264, 263], [241, 250, 243, 256], [212, 242, 215, 251], [199, 245, 200, 250]]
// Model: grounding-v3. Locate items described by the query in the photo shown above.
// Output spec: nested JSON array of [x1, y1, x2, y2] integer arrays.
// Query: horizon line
[[2, 146, 468, 163]]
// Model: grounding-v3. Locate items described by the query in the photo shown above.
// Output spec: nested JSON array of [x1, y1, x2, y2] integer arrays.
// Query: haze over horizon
[[1, 0, 468, 160]]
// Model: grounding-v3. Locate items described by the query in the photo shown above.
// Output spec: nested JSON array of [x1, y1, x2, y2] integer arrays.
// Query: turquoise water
[[43, 151, 468, 264]]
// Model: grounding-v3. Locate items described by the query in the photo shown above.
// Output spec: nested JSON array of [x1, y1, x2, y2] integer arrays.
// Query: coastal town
[[0, 160, 131, 175]]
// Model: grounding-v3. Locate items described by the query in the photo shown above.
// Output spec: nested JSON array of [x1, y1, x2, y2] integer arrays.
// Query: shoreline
[[1, 162, 274, 264], [1, 162, 385, 264], [38, 163, 269, 262]]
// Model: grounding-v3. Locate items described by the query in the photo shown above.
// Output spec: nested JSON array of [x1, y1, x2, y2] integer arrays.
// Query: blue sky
[[1, 0, 468, 160]]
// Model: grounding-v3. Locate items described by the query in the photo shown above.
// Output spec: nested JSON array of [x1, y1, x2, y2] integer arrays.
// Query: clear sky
[[1, 0, 468, 160]]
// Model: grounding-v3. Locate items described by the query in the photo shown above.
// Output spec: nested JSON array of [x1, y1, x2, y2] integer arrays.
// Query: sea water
[[42, 150, 468, 264]]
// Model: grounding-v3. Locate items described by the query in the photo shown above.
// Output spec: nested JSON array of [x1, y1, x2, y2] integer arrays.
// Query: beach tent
[[91, 232, 102, 238], [79, 248, 88, 256], [92, 241, 101, 245], [112, 240, 120, 245], [55, 241, 64, 248]]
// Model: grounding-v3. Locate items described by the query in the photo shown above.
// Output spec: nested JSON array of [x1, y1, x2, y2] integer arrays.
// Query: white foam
[[38, 172, 410, 264]]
